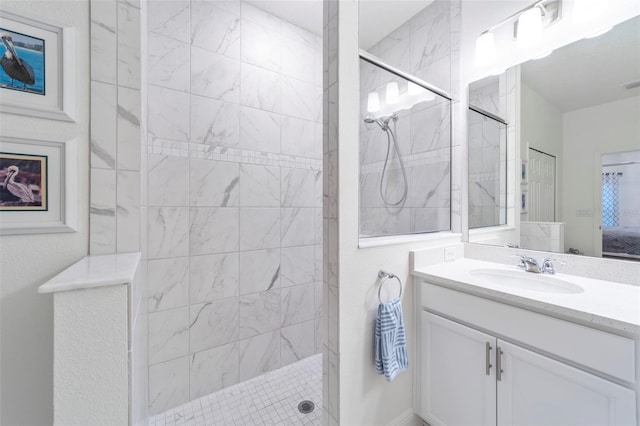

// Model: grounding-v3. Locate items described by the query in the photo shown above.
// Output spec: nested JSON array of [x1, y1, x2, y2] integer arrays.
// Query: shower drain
[[298, 400, 315, 414]]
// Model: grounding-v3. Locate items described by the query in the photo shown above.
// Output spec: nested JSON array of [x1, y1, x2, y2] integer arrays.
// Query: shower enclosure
[[145, 1, 323, 421], [359, 55, 452, 238]]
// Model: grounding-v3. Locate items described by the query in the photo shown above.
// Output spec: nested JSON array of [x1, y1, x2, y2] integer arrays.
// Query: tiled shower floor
[[149, 354, 322, 426]]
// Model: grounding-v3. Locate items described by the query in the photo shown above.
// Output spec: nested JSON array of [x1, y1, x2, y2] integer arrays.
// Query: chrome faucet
[[517, 256, 557, 274]]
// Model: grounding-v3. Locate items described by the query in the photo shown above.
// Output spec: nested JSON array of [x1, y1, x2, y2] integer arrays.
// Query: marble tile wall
[[358, 1, 458, 237], [89, 0, 148, 424], [90, 0, 142, 255], [145, 1, 323, 415]]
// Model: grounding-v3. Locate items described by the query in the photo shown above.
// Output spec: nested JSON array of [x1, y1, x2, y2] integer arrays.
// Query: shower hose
[[379, 120, 408, 207]]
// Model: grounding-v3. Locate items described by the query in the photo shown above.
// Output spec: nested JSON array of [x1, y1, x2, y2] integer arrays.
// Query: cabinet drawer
[[421, 282, 636, 383]]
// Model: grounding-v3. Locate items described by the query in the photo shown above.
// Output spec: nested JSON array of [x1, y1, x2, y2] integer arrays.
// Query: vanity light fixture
[[475, 31, 497, 67], [474, 0, 562, 67], [386, 82, 400, 105], [517, 6, 544, 47], [367, 92, 380, 113]]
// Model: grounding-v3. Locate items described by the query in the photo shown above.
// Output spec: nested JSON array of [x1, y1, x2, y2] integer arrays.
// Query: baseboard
[[387, 408, 424, 426]]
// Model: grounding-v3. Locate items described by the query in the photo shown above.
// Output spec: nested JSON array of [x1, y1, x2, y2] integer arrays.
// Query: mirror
[[469, 14, 640, 260]]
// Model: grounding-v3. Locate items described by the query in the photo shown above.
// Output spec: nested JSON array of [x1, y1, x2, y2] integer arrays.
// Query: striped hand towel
[[374, 298, 408, 381]]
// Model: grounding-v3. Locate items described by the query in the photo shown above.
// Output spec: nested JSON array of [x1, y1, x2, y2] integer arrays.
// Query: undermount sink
[[469, 269, 584, 294]]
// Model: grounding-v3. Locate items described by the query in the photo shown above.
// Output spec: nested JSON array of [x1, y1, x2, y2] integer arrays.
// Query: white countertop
[[412, 258, 640, 334], [38, 253, 141, 294]]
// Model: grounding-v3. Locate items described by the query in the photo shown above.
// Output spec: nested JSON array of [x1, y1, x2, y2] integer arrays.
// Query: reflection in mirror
[[359, 57, 451, 238], [358, 0, 458, 239], [469, 14, 640, 260], [468, 75, 508, 229]]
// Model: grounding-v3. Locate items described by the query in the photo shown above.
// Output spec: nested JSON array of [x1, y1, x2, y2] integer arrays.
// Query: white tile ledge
[[38, 252, 141, 294]]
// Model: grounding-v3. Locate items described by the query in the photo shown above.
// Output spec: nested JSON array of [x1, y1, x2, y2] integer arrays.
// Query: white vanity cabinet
[[416, 282, 638, 426]]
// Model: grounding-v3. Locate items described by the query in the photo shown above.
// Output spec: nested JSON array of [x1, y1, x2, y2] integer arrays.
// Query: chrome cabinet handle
[[485, 342, 493, 376], [496, 346, 504, 381]]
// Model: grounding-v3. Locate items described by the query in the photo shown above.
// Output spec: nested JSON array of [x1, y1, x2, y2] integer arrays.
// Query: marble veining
[[189, 299, 239, 353], [148, 257, 189, 312], [238, 331, 280, 381], [281, 320, 315, 366], [190, 96, 240, 147], [239, 249, 281, 295], [149, 307, 189, 364], [189, 253, 239, 304], [148, 0, 190, 43], [239, 290, 281, 339], [191, 1, 240, 59], [189, 343, 239, 399], [191, 47, 240, 103]]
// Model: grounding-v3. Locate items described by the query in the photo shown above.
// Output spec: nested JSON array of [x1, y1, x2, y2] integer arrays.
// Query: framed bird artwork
[[0, 11, 76, 122], [0, 136, 78, 235]]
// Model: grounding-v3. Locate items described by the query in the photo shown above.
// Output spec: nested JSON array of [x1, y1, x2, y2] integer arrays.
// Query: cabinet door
[[420, 312, 497, 426], [497, 340, 636, 426]]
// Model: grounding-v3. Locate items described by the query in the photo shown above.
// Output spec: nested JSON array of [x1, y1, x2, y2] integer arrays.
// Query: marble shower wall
[[358, 1, 459, 237], [145, 1, 323, 415]]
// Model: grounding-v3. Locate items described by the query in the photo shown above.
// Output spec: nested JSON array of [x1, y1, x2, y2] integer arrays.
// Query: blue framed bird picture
[[0, 152, 48, 211], [0, 11, 76, 122], [0, 28, 44, 95]]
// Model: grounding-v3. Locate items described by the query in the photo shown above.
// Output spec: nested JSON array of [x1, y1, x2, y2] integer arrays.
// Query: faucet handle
[[541, 258, 565, 274], [509, 254, 527, 268]]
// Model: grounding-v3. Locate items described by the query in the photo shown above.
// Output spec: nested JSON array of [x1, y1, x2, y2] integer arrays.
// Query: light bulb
[[367, 92, 380, 113], [517, 6, 543, 48], [386, 82, 399, 105], [475, 31, 496, 67]]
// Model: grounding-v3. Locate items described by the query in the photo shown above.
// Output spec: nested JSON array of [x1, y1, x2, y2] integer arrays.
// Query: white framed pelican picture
[[0, 152, 48, 211], [0, 11, 76, 122], [0, 136, 78, 235]]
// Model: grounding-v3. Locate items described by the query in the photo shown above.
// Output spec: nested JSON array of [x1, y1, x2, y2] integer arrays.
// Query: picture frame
[[0, 136, 78, 234], [0, 11, 76, 122]]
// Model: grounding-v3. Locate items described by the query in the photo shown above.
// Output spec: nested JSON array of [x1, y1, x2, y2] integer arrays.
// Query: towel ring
[[378, 270, 402, 303]]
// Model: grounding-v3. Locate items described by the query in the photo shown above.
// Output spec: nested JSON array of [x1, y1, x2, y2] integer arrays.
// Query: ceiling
[[521, 15, 640, 113], [245, 0, 323, 35], [247, 0, 435, 47]]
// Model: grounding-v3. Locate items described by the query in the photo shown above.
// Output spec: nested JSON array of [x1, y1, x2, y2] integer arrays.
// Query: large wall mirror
[[469, 13, 640, 261]]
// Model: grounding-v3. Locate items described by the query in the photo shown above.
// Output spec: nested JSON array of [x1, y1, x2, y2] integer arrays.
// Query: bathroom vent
[[622, 79, 640, 90]]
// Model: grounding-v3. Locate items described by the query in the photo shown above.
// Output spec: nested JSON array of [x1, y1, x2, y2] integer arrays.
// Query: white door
[[420, 312, 497, 426], [528, 148, 556, 222], [497, 340, 636, 426]]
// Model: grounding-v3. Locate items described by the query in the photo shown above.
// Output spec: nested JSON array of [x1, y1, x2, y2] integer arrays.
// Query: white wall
[[0, 1, 90, 425], [562, 96, 640, 256], [332, 1, 464, 424]]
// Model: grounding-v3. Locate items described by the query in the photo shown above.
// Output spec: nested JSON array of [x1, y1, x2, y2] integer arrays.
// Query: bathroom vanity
[[411, 257, 640, 426]]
